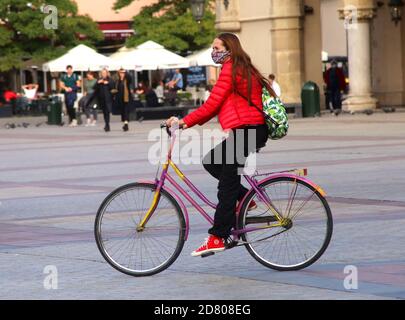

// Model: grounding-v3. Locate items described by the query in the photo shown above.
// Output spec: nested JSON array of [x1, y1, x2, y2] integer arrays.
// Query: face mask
[[211, 50, 230, 64]]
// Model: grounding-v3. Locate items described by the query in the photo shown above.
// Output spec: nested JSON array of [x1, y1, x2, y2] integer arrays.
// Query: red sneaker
[[236, 199, 257, 211], [248, 200, 257, 211], [191, 235, 225, 257]]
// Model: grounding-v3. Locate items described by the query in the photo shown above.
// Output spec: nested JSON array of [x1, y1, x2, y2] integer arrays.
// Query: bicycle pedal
[[224, 240, 238, 249], [201, 252, 215, 258]]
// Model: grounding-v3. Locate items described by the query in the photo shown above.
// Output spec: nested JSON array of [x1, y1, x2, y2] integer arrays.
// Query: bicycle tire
[[95, 182, 186, 277], [238, 177, 333, 271]]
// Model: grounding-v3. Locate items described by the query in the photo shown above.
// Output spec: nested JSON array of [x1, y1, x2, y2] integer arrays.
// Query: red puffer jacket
[[183, 60, 265, 130]]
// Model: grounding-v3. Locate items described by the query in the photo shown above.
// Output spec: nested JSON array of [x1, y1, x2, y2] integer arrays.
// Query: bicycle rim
[[95, 183, 185, 276], [239, 177, 333, 271]]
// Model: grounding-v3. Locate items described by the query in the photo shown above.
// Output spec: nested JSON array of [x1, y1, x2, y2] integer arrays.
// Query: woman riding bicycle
[[166, 33, 277, 257]]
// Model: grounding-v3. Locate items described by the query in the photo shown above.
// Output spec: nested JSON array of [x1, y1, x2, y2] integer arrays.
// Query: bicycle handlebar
[[160, 122, 184, 137]]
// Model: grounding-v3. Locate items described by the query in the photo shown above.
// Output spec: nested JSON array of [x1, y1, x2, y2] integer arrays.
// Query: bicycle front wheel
[[238, 177, 333, 271], [95, 182, 185, 276]]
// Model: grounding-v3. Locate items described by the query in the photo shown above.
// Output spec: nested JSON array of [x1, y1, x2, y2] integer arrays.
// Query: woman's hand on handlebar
[[165, 116, 178, 128], [165, 116, 187, 129]]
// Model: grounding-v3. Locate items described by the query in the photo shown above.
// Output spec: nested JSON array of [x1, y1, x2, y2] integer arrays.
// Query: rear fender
[[236, 173, 326, 217], [258, 173, 326, 197]]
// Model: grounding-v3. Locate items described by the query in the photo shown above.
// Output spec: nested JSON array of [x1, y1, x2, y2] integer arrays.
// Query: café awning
[[42, 44, 119, 72], [111, 40, 189, 70]]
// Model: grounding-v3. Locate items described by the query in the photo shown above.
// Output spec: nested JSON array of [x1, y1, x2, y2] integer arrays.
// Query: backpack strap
[[235, 90, 278, 126]]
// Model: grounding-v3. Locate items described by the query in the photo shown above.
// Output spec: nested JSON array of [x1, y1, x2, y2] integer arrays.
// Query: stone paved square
[[0, 112, 405, 300]]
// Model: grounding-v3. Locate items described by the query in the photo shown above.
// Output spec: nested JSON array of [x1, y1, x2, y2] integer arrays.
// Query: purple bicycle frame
[[140, 126, 322, 241]]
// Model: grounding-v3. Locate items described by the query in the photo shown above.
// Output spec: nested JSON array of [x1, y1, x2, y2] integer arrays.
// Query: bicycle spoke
[[95, 184, 185, 275], [241, 177, 332, 270]]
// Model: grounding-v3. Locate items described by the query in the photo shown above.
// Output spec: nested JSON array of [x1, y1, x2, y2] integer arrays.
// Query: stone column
[[339, 0, 378, 112], [270, 0, 304, 103], [215, 0, 241, 32]]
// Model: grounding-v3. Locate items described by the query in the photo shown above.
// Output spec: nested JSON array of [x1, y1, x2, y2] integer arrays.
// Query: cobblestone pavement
[[0, 112, 404, 300]]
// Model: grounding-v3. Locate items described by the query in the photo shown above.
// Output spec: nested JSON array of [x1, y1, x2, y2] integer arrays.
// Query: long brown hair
[[217, 33, 277, 103]]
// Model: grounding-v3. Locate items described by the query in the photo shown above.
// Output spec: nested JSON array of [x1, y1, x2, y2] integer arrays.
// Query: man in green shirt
[[59, 65, 81, 126]]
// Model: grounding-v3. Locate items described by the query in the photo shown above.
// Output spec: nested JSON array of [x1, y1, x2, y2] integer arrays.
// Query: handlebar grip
[[160, 122, 185, 137], [160, 122, 171, 137]]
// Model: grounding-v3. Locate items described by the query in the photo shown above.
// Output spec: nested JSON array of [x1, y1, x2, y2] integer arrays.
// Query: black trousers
[[203, 124, 269, 238], [100, 101, 112, 126], [329, 89, 342, 110], [66, 104, 76, 122], [121, 102, 130, 122], [65, 95, 77, 122]]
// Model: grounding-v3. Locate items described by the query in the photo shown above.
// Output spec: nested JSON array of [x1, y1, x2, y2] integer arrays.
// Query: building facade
[[76, 0, 159, 53], [215, 0, 405, 111]]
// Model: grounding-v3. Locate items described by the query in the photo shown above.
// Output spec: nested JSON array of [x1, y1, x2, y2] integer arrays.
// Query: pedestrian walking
[[59, 65, 80, 127], [268, 74, 281, 98], [115, 68, 133, 132], [324, 60, 346, 115], [82, 71, 98, 126], [94, 68, 115, 132]]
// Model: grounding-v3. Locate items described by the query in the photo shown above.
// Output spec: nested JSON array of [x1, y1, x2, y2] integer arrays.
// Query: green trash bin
[[301, 81, 321, 117], [47, 97, 62, 125]]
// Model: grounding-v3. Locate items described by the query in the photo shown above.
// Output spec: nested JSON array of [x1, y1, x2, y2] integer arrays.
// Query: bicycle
[[94, 124, 333, 277]]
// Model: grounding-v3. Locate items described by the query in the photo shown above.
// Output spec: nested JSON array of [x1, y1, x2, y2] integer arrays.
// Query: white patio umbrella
[[42, 44, 119, 72], [109, 46, 132, 61], [113, 40, 189, 71], [110, 46, 139, 86], [186, 48, 220, 67]]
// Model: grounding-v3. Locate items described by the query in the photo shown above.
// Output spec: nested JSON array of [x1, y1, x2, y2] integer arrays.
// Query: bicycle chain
[[226, 228, 289, 249]]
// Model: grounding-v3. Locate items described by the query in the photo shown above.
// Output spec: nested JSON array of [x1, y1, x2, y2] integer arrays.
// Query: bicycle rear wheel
[[238, 177, 333, 271], [95, 182, 185, 276]]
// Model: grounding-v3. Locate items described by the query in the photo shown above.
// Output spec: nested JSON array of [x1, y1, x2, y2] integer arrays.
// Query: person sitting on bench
[[153, 81, 165, 106], [145, 87, 159, 108], [22, 83, 39, 101]]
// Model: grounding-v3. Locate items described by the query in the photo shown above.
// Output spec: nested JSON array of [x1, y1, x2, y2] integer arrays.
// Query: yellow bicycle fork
[[137, 160, 185, 231]]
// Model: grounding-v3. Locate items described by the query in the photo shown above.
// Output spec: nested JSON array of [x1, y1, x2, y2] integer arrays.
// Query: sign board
[[187, 66, 206, 86]]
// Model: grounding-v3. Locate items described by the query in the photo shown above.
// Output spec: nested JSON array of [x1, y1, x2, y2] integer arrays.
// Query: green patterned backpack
[[237, 87, 289, 140], [261, 87, 289, 140]]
